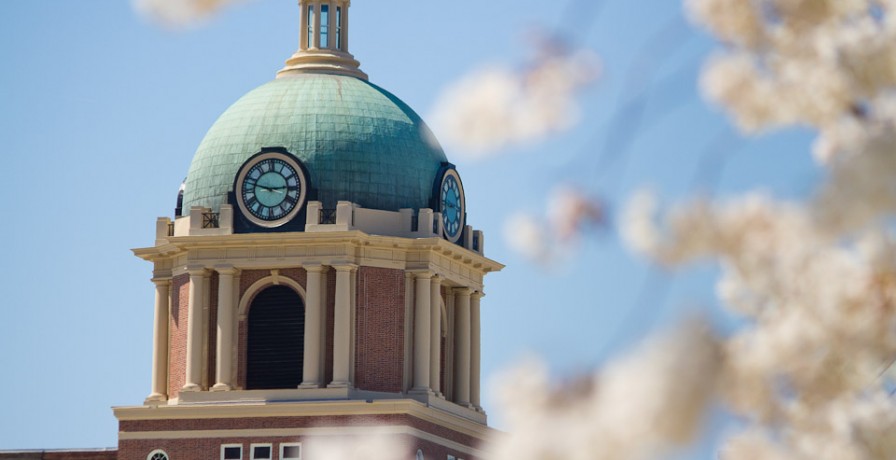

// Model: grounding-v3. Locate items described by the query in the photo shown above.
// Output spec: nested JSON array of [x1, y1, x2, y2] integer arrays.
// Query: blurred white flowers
[[499, 1, 896, 458], [307, 431, 408, 460], [430, 41, 600, 157], [489, 319, 721, 460], [504, 186, 604, 264], [133, 0, 251, 27]]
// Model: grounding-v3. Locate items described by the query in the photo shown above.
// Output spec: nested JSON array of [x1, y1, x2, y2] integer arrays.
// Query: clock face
[[439, 169, 465, 242], [236, 152, 307, 227]]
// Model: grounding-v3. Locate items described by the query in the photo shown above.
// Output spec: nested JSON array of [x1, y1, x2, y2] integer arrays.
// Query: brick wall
[[206, 272, 219, 389], [0, 451, 117, 460], [167, 274, 189, 399], [119, 413, 486, 460], [354, 267, 405, 392]]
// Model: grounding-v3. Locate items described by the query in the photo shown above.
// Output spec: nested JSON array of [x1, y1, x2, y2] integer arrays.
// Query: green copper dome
[[182, 74, 447, 215]]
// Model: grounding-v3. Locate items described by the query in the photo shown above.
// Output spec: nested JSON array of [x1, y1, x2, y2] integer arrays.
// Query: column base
[[210, 383, 232, 392], [298, 382, 322, 389], [409, 387, 435, 396], [181, 383, 201, 392], [327, 380, 350, 389], [144, 393, 167, 405]]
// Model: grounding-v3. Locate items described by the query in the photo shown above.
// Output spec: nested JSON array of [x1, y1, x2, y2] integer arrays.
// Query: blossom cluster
[[133, 0, 250, 27], [485, 2, 896, 459], [430, 39, 600, 157], [608, 1, 896, 458]]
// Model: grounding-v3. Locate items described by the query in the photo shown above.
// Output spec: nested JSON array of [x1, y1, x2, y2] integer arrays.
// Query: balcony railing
[[319, 208, 337, 225], [202, 212, 220, 229]]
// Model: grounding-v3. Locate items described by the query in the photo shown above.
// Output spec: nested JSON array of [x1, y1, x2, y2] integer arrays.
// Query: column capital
[[331, 263, 358, 272], [472, 290, 484, 299], [453, 287, 473, 296], [185, 264, 207, 276], [409, 270, 434, 280], [303, 263, 325, 273], [150, 277, 171, 287], [214, 264, 239, 276]]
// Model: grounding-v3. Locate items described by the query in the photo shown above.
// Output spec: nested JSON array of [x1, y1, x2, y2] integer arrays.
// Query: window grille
[[202, 212, 220, 228]]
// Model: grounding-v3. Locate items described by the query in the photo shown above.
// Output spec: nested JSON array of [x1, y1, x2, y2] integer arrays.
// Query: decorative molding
[[238, 275, 307, 318]]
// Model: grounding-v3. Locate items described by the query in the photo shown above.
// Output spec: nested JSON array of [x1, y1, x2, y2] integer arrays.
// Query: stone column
[[211, 266, 238, 391], [429, 276, 442, 396], [329, 264, 355, 387], [300, 264, 324, 388], [327, 0, 337, 50], [183, 266, 206, 392], [453, 288, 472, 406], [342, 0, 349, 53], [299, 0, 308, 50], [312, 1, 321, 49], [411, 271, 432, 393], [146, 278, 170, 402], [471, 291, 483, 410]]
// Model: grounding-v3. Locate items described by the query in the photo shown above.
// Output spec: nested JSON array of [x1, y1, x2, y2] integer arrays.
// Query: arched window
[[147, 450, 169, 460], [246, 285, 305, 389]]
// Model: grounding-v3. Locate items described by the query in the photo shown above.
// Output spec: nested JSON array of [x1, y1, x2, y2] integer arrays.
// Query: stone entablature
[[140, 230, 499, 290], [115, 400, 492, 460]]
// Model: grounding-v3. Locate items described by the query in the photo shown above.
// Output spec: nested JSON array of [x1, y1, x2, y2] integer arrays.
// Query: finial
[[277, 0, 368, 80]]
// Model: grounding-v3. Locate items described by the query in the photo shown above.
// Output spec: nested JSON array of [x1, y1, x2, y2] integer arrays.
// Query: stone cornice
[[133, 231, 504, 278], [113, 398, 494, 442]]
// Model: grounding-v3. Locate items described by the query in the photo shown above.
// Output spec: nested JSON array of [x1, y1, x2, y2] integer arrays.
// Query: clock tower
[[114, 2, 502, 460]]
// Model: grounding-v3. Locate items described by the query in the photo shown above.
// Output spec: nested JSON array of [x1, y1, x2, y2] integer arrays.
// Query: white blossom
[[504, 187, 604, 264], [430, 46, 599, 157], [133, 0, 252, 27], [488, 319, 721, 460]]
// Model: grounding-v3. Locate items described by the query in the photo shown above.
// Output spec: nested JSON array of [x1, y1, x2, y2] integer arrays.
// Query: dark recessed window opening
[[246, 285, 305, 389]]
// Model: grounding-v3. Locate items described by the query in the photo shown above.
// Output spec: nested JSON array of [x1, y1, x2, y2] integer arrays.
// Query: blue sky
[[0, 0, 817, 455]]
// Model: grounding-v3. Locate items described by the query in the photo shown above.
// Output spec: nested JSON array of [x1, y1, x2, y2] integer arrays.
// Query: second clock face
[[439, 169, 465, 242], [237, 152, 307, 227]]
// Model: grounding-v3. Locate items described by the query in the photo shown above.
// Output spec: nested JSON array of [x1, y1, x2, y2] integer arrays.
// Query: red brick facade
[[118, 413, 484, 460], [354, 267, 406, 393], [0, 451, 117, 460], [167, 274, 190, 399]]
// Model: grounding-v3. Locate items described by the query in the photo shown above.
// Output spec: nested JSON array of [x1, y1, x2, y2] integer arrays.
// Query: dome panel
[[182, 74, 447, 215]]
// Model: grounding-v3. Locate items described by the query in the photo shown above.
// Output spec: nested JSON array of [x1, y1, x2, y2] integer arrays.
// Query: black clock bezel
[[234, 149, 309, 228], [431, 163, 466, 244]]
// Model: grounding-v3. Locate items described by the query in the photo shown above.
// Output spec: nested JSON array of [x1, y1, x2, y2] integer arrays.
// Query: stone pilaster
[[411, 271, 433, 393], [471, 290, 483, 410], [329, 264, 356, 388], [182, 266, 206, 392], [453, 287, 472, 406], [300, 264, 324, 388], [146, 278, 170, 403], [211, 266, 238, 391], [429, 275, 443, 396]]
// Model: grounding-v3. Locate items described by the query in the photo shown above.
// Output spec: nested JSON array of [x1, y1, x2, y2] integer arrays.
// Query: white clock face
[[236, 152, 308, 228]]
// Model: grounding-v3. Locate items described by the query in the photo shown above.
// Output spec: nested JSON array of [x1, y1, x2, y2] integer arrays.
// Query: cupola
[[278, 0, 367, 80]]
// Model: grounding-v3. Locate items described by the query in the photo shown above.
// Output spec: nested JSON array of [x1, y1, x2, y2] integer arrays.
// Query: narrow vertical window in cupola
[[320, 4, 330, 49], [336, 6, 343, 50], [306, 5, 315, 49]]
